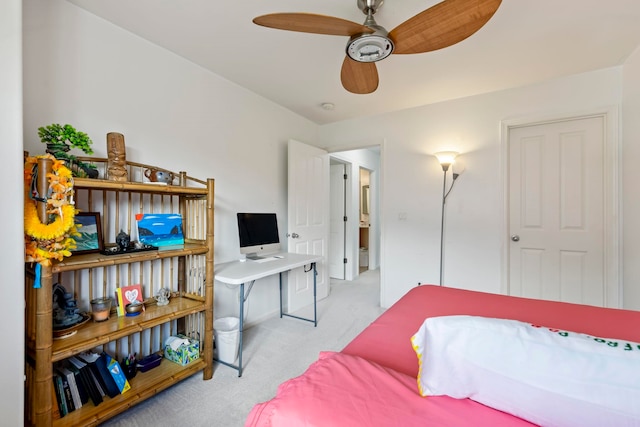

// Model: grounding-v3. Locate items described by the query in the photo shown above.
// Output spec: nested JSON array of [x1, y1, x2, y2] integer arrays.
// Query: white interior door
[[329, 163, 346, 279], [287, 140, 329, 312], [508, 116, 607, 306]]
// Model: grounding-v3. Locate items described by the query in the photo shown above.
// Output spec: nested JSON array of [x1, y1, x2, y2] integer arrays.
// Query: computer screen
[[237, 213, 281, 259]]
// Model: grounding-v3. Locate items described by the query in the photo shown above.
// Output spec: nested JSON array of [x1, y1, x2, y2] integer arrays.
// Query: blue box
[[137, 353, 162, 372]]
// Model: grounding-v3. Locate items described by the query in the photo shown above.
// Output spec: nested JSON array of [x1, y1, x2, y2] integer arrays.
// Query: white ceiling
[[66, 0, 640, 125]]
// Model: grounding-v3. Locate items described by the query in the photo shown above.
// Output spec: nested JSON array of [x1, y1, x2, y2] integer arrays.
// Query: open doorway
[[328, 147, 380, 281]]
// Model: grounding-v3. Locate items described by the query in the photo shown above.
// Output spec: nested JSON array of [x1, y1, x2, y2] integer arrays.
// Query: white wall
[[14, 1, 640, 424], [622, 46, 640, 310], [319, 68, 625, 308], [22, 0, 318, 325], [2, 0, 25, 423]]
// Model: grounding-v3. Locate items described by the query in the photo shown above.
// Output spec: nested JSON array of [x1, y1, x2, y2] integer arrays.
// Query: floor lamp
[[434, 151, 460, 286]]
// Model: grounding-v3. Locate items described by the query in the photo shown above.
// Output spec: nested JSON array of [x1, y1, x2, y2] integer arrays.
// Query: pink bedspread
[[343, 285, 640, 378], [246, 285, 640, 426], [245, 351, 536, 427]]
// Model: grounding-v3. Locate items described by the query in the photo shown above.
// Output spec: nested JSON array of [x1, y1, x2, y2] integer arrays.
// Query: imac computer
[[237, 213, 281, 260]]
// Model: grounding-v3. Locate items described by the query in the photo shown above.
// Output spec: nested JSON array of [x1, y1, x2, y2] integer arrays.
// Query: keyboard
[[251, 255, 285, 263]]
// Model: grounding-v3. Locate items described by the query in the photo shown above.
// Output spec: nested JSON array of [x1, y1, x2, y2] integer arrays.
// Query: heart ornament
[[125, 289, 139, 303]]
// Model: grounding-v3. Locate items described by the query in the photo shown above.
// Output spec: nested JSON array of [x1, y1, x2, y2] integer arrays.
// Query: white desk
[[214, 252, 322, 376]]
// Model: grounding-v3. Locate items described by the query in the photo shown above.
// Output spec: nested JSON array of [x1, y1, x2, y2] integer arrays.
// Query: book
[[76, 352, 110, 399], [53, 373, 67, 417], [68, 356, 103, 406], [114, 288, 125, 317], [55, 368, 75, 413], [119, 284, 145, 313], [105, 353, 131, 394], [56, 364, 81, 410], [94, 353, 121, 398], [64, 360, 89, 406], [87, 366, 106, 398]]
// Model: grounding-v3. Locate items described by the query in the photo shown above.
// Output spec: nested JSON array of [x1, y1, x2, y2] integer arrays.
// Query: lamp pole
[[435, 151, 460, 286], [434, 151, 459, 287], [439, 164, 449, 286]]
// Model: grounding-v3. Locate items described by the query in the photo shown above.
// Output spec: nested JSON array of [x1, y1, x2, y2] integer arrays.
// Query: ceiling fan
[[253, 0, 502, 94]]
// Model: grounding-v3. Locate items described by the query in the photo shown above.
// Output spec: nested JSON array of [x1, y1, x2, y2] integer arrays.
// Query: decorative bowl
[[125, 301, 144, 315], [53, 313, 90, 339]]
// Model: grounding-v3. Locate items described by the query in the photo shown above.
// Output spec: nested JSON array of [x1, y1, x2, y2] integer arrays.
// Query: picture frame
[[73, 212, 104, 254], [136, 213, 185, 247]]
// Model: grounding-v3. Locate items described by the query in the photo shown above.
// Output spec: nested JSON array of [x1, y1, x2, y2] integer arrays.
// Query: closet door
[[508, 116, 607, 306]]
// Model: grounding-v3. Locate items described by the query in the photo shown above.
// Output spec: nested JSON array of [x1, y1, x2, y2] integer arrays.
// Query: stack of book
[[52, 352, 130, 418]]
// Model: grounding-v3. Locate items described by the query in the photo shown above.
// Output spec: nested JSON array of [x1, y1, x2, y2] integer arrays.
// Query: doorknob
[[511, 235, 520, 242], [287, 232, 300, 239]]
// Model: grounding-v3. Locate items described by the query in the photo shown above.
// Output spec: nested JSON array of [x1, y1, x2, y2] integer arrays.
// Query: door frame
[[500, 106, 621, 307], [329, 161, 347, 279], [328, 145, 382, 283]]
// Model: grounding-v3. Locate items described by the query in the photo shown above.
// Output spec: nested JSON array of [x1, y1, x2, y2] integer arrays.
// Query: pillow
[[411, 315, 640, 427]]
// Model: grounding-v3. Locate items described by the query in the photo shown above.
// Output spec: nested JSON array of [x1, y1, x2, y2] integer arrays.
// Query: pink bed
[[245, 285, 640, 426]]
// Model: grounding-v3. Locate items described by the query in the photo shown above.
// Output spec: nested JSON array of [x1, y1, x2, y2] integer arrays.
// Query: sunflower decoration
[[24, 154, 80, 268]]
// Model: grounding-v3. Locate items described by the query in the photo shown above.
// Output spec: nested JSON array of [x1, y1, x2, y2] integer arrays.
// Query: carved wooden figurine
[[106, 132, 128, 181]]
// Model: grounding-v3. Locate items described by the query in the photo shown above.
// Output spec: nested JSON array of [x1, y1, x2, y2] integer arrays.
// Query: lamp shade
[[434, 151, 459, 171]]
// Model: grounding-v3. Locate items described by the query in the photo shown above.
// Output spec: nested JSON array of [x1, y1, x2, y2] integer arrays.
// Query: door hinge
[[343, 173, 347, 180], [343, 216, 347, 222], [343, 258, 348, 264]]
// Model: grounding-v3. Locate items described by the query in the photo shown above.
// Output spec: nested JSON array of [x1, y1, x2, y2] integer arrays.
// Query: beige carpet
[[102, 269, 384, 427]]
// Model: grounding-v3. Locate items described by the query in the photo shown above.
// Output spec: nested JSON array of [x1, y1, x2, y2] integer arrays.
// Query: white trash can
[[214, 317, 240, 364]]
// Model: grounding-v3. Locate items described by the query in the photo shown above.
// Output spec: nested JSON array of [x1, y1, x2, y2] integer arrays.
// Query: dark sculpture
[[116, 230, 131, 251]]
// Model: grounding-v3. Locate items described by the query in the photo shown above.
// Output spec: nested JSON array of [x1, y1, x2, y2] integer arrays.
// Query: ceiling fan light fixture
[[346, 33, 394, 63], [253, 0, 502, 93]]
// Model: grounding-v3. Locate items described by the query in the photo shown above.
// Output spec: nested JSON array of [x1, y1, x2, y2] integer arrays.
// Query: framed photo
[[73, 212, 103, 254]]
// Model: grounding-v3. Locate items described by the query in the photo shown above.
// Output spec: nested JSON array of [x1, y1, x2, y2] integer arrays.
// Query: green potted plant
[[37, 123, 99, 178]]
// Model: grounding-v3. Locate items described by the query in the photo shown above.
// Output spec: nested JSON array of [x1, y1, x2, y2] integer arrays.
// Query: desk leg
[[279, 272, 283, 319], [238, 282, 244, 377], [279, 262, 318, 327], [214, 282, 245, 377], [312, 262, 317, 327]]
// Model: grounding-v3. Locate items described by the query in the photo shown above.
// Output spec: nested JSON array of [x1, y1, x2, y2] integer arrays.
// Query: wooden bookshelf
[[24, 158, 215, 426]]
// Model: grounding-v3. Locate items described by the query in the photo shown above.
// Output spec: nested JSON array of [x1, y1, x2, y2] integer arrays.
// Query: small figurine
[[116, 230, 130, 251], [106, 132, 128, 182], [144, 168, 175, 184], [156, 287, 171, 306]]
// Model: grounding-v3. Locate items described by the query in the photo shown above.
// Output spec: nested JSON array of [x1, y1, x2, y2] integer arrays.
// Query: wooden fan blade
[[341, 57, 379, 94], [389, 0, 502, 54], [253, 13, 374, 36]]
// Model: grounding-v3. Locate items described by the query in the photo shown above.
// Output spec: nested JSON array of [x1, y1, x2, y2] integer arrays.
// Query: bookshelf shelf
[[52, 358, 207, 427], [52, 243, 208, 273], [49, 297, 207, 362], [24, 158, 215, 426]]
